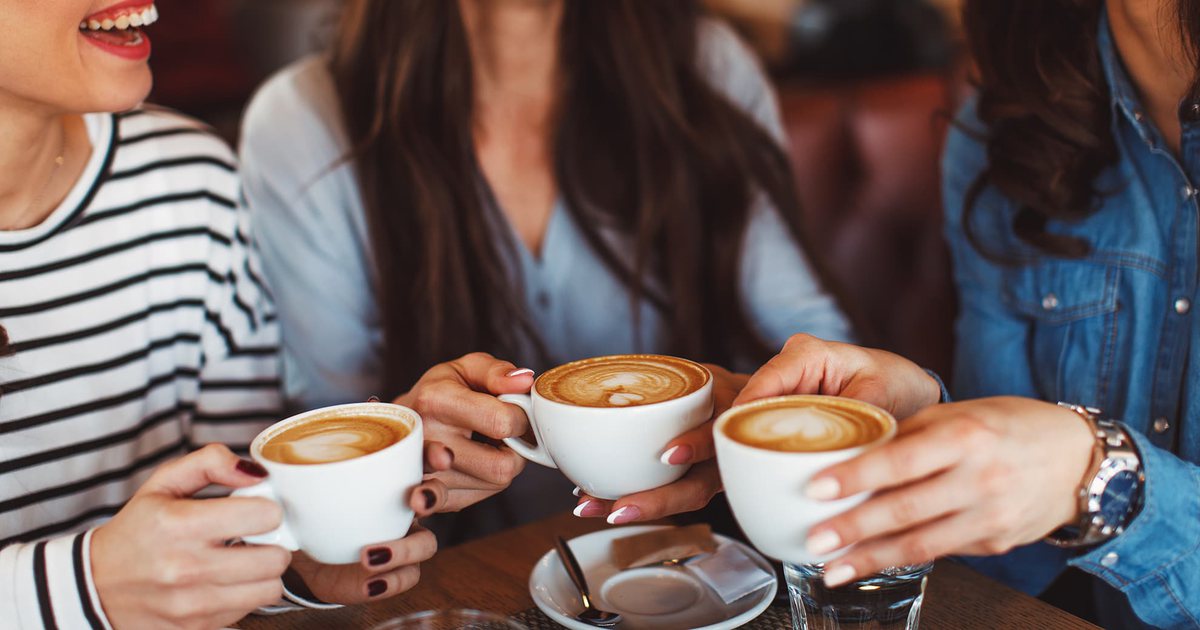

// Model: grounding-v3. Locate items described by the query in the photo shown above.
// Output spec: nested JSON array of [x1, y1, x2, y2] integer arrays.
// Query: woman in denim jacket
[[726, 2, 1200, 628]]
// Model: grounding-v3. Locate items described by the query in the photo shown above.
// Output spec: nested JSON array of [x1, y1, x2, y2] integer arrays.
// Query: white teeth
[[79, 5, 157, 31]]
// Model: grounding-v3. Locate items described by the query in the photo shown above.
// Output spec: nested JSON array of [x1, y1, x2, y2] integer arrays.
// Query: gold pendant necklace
[[8, 122, 68, 228]]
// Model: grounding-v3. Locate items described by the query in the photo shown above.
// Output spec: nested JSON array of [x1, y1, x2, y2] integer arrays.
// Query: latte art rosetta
[[261, 416, 407, 465], [724, 400, 889, 452], [536, 355, 709, 408]]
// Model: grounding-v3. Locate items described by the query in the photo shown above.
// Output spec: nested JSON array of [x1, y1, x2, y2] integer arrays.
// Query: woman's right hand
[[394, 352, 536, 511], [734, 334, 942, 419], [90, 444, 292, 630]]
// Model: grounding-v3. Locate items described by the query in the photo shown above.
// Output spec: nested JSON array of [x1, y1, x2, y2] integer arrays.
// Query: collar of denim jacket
[[1096, 10, 1170, 151]]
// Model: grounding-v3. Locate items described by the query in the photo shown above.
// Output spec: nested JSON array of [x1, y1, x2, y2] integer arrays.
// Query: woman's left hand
[[288, 442, 453, 604], [573, 364, 748, 523], [806, 396, 1095, 587]]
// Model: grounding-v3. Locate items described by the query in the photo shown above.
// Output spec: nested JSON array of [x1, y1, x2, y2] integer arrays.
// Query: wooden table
[[238, 512, 1097, 629]]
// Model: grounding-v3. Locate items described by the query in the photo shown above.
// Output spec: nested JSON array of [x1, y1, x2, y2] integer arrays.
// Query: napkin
[[685, 543, 776, 605], [611, 523, 718, 569]]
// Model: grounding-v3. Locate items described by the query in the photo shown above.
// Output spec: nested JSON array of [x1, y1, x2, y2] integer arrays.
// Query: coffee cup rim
[[713, 394, 897, 456], [530, 354, 713, 412], [250, 402, 422, 469]]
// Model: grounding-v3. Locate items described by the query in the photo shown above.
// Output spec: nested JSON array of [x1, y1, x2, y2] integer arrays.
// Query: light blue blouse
[[240, 20, 851, 412]]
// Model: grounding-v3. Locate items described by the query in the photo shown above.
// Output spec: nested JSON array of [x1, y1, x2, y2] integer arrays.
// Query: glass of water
[[784, 562, 934, 630]]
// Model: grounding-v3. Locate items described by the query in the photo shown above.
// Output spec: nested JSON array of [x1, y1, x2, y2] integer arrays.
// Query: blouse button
[[1181, 101, 1200, 123], [1153, 417, 1171, 433], [1041, 293, 1059, 310], [1101, 552, 1119, 568], [1175, 298, 1191, 314]]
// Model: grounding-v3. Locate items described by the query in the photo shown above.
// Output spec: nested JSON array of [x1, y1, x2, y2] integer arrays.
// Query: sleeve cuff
[[924, 369, 952, 403], [0, 529, 113, 630], [1068, 427, 1200, 627]]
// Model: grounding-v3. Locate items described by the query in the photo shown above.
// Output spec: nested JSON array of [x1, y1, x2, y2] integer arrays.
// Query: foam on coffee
[[261, 415, 408, 465], [536, 354, 709, 408], [724, 397, 891, 452]]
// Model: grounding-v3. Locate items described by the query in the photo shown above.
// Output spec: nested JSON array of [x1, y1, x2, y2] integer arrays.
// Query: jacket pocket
[[1003, 261, 1120, 406]]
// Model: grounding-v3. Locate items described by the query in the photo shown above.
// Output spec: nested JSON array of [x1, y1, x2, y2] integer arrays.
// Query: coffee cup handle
[[498, 394, 557, 469], [230, 482, 300, 551]]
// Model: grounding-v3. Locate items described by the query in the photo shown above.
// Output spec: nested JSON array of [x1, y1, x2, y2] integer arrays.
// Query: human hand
[[289, 446, 450, 604], [734, 334, 942, 420], [803, 397, 1094, 587], [573, 364, 748, 523], [91, 444, 292, 630], [393, 353, 533, 511]]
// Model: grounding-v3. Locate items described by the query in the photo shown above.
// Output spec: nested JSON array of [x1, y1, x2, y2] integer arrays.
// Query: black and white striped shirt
[[0, 108, 284, 628]]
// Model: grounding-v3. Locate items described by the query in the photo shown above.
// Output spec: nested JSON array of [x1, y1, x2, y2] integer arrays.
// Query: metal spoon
[[554, 536, 623, 627]]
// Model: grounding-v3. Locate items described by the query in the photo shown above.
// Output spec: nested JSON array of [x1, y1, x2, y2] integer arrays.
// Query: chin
[[89, 68, 153, 114]]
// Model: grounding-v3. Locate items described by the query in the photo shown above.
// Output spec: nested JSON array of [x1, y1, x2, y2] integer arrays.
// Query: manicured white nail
[[806, 477, 841, 501], [823, 564, 857, 588], [659, 445, 682, 465], [572, 500, 591, 517], [572, 486, 581, 497], [506, 368, 534, 378], [806, 530, 842, 555], [606, 506, 630, 525]]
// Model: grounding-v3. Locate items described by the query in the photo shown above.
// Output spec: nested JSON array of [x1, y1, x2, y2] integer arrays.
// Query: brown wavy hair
[[331, 1, 835, 393], [962, 0, 1200, 258]]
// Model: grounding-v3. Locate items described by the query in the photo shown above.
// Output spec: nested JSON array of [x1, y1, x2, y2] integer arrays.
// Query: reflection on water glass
[[369, 609, 528, 630], [784, 562, 934, 630]]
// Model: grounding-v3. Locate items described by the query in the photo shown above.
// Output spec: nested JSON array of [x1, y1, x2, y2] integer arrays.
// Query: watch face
[[1099, 471, 1140, 527]]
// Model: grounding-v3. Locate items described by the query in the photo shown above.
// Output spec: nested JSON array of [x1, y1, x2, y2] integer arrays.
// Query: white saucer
[[529, 525, 777, 630]]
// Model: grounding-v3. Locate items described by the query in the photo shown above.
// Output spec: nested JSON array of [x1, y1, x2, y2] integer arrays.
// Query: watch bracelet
[[1045, 404, 1144, 548]]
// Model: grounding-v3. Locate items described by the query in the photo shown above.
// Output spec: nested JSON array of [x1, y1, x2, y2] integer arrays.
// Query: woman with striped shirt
[[0, 2, 454, 628]]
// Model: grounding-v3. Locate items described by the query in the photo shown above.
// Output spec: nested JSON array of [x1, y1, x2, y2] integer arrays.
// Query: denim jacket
[[941, 16, 1200, 630]]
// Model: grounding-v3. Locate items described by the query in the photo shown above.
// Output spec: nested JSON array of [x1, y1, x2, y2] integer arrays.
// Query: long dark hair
[[962, 0, 1200, 258], [331, 0, 830, 393]]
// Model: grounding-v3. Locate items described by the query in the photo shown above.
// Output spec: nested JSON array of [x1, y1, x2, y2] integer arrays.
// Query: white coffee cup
[[499, 363, 714, 500], [714, 395, 896, 564], [232, 402, 423, 564]]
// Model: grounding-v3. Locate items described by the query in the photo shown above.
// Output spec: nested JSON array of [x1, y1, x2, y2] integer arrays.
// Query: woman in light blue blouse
[[728, 2, 1200, 628], [241, 0, 850, 538]]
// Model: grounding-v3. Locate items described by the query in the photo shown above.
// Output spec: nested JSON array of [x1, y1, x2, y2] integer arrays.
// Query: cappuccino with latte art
[[536, 354, 709, 408], [714, 395, 897, 564], [261, 415, 408, 465], [723, 397, 890, 452]]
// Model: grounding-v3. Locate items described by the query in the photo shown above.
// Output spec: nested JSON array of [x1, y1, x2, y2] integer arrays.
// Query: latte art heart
[[536, 355, 709, 408], [261, 416, 408, 465], [724, 399, 890, 452]]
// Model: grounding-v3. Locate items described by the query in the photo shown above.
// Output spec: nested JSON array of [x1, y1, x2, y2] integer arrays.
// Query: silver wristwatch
[[1045, 403, 1144, 548]]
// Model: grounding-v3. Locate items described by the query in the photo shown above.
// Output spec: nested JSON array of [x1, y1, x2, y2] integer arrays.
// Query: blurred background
[[148, 0, 965, 375]]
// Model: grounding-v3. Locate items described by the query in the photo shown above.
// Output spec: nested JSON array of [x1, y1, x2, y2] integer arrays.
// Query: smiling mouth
[[79, 3, 159, 48]]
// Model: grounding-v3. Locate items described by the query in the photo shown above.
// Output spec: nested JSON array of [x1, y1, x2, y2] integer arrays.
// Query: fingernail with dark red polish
[[367, 547, 392, 567], [368, 579, 387, 597], [422, 489, 437, 511], [236, 459, 268, 478], [367, 395, 381, 403]]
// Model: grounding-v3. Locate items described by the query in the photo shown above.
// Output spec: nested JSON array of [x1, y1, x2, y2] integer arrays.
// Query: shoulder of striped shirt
[[114, 105, 233, 152]]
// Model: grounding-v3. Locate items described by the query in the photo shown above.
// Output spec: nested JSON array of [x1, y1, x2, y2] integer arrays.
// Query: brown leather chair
[[778, 72, 963, 375]]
